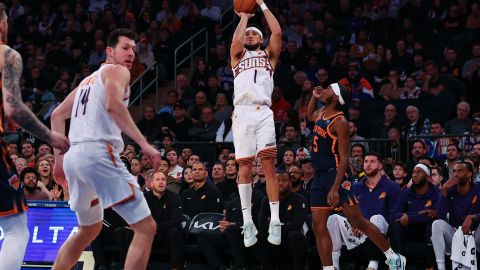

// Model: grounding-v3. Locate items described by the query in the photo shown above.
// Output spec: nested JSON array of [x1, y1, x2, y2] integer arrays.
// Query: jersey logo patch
[[378, 192, 387, 199], [472, 196, 478, 204], [341, 181, 351, 191], [201, 195, 206, 200], [424, 200, 432, 207], [287, 205, 292, 211]]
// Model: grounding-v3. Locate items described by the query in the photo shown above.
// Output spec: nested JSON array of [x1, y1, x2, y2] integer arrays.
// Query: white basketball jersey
[[232, 50, 274, 106], [68, 64, 130, 152]]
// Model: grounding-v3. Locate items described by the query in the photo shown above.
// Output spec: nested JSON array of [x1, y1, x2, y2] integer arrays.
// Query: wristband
[[260, 2, 268, 11]]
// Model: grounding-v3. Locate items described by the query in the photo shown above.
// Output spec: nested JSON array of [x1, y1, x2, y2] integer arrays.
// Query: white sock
[[436, 262, 446, 270], [269, 201, 280, 222], [238, 183, 253, 223], [332, 250, 340, 270], [323, 266, 335, 270], [368, 260, 379, 269], [383, 248, 397, 261]]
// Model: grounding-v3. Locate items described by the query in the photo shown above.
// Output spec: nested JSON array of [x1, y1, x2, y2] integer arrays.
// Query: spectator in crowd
[[425, 121, 450, 161], [137, 38, 155, 67], [462, 42, 480, 80], [400, 76, 421, 100], [179, 147, 193, 167], [21, 167, 51, 201], [213, 160, 238, 201], [431, 162, 480, 270], [253, 159, 267, 196], [379, 69, 402, 101], [170, 103, 192, 142], [213, 93, 232, 123], [328, 152, 400, 270], [180, 166, 194, 193], [295, 147, 310, 164], [130, 157, 145, 188], [349, 121, 368, 151], [351, 144, 366, 158], [392, 162, 408, 187], [36, 157, 63, 201], [301, 157, 314, 191], [38, 143, 52, 156], [278, 123, 303, 159], [158, 90, 179, 116], [7, 143, 18, 156], [158, 157, 181, 194], [136, 105, 163, 142], [315, 68, 331, 88], [115, 171, 184, 269], [370, 104, 401, 139], [187, 154, 201, 167], [21, 140, 36, 167], [391, 164, 439, 269], [408, 140, 428, 172], [444, 101, 472, 134], [402, 105, 430, 138], [181, 162, 223, 218], [200, 0, 221, 22], [278, 149, 296, 172], [271, 86, 292, 124], [88, 40, 106, 67], [460, 117, 480, 153], [338, 62, 374, 101], [440, 47, 461, 79], [166, 148, 183, 180], [186, 91, 211, 124], [188, 106, 220, 142], [444, 144, 461, 179], [386, 128, 406, 162], [175, 74, 196, 106], [430, 165, 444, 187], [254, 171, 308, 270], [15, 158, 28, 176], [421, 60, 466, 102]]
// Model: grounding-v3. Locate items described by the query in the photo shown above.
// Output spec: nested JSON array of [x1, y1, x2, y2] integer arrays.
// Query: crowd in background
[[4, 0, 480, 269]]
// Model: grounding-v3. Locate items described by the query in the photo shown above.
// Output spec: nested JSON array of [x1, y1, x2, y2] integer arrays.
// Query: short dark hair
[[20, 167, 39, 182], [365, 151, 383, 163], [393, 161, 407, 171], [165, 148, 177, 156], [21, 140, 34, 147], [418, 155, 434, 165], [160, 157, 170, 167], [458, 161, 474, 173], [107, 28, 136, 48]]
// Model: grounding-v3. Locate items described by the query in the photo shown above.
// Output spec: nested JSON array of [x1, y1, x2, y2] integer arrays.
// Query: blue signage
[[0, 201, 78, 263]]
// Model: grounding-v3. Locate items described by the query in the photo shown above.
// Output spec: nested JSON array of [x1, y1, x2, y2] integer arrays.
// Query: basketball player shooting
[[230, 0, 282, 247], [307, 84, 406, 270], [0, 3, 69, 269], [50, 29, 161, 270]]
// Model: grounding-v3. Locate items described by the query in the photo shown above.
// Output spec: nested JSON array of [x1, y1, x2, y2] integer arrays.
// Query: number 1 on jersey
[[254, 69, 257, 83], [75, 87, 91, 117]]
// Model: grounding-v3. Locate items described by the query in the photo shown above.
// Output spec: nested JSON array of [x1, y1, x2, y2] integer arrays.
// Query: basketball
[[234, 0, 257, 14]]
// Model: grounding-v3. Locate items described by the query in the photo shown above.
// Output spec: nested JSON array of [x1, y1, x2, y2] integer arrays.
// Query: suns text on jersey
[[234, 56, 273, 77]]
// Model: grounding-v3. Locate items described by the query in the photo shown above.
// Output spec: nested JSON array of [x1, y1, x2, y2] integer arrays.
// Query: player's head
[[363, 152, 383, 177], [106, 28, 137, 70], [0, 3, 7, 43], [318, 83, 351, 110], [454, 161, 474, 186], [152, 171, 167, 194], [244, 24, 263, 51], [412, 163, 430, 188]]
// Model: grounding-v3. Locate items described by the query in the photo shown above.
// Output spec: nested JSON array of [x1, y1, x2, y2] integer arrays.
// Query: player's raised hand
[[312, 86, 322, 99], [235, 10, 254, 19], [142, 144, 161, 171], [49, 131, 70, 154]]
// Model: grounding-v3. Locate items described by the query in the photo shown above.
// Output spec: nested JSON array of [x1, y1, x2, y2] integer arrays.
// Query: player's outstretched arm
[[2, 48, 69, 152], [231, 12, 252, 65], [307, 86, 322, 122], [258, 0, 281, 67], [103, 65, 161, 169]]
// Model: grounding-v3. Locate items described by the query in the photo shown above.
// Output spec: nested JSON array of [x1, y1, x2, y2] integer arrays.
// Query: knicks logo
[[313, 125, 328, 138], [378, 192, 387, 199], [473, 196, 478, 204], [424, 200, 432, 207], [341, 181, 351, 191]]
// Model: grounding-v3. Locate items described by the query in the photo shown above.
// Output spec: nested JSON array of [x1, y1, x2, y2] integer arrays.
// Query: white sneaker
[[267, 220, 283, 245], [241, 221, 258, 247], [385, 253, 406, 270]]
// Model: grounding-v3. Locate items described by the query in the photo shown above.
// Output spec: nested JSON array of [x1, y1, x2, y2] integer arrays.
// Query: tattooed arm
[[2, 48, 51, 141]]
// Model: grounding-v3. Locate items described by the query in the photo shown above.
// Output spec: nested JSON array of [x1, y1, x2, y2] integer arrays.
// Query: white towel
[[336, 215, 367, 250], [451, 227, 477, 270]]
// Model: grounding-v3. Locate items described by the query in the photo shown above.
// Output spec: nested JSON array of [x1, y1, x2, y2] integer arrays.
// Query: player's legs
[[312, 209, 334, 268], [342, 203, 406, 270], [113, 187, 155, 270], [326, 214, 343, 270], [0, 212, 29, 270], [53, 204, 103, 270], [431, 219, 455, 270], [232, 106, 258, 247]]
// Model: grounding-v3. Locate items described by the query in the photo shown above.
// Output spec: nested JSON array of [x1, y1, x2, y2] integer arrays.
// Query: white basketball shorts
[[63, 142, 150, 225], [232, 105, 277, 164]]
